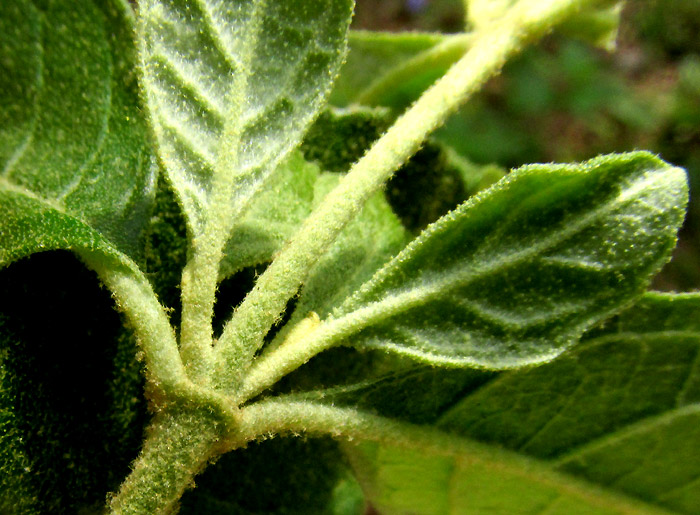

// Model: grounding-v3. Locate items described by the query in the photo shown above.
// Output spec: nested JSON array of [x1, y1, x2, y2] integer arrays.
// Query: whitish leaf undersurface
[[320, 152, 687, 368], [138, 0, 353, 238], [342, 292, 700, 514], [0, 0, 155, 265]]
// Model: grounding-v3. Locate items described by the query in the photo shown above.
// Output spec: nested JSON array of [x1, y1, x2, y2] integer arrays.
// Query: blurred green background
[[352, 0, 700, 291]]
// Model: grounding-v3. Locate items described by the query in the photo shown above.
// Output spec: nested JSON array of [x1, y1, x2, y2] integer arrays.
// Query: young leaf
[[330, 31, 471, 109], [319, 152, 687, 369], [0, 0, 155, 263], [138, 0, 353, 237], [288, 173, 408, 322]]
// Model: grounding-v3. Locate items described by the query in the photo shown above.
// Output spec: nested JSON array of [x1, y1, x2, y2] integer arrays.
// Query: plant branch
[[109, 408, 224, 514], [79, 249, 242, 418], [80, 251, 189, 396], [213, 0, 611, 391], [231, 399, 671, 515], [355, 33, 474, 106]]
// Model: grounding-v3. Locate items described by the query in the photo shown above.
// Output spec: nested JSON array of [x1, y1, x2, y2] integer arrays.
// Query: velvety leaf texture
[[346, 439, 670, 515], [0, 1, 152, 511], [327, 152, 687, 368], [344, 293, 700, 514], [0, 0, 155, 264], [138, 0, 353, 235], [291, 173, 408, 321], [179, 436, 363, 515], [0, 252, 146, 514]]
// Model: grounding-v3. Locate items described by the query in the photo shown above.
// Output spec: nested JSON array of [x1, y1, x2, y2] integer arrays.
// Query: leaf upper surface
[[0, 0, 155, 264], [432, 292, 700, 512], [336, 293, 700, 514], [138, 0, 353, 237], [345, 436, 670, 515], [324, 152, 687, 368]]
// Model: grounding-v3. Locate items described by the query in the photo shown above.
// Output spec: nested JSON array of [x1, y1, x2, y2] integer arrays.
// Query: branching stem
[[213, 0, 608, 391]]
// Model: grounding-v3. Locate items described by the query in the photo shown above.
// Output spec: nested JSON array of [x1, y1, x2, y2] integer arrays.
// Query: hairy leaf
[[345, 437, 669, 515], [0, 253, 146, 513], [342, 292, 700, 514], [138, 0, 353, 237], [330, 30, 469, 109], [180, 437, 364, 515], [290, 173, 408, 321], [0, 2, 153, 510], [0, 0, 155, 264], [301, 107, 392, 173], [386, 141, 506, 233], [320, 152, 687, 368], [219, 152, 320, 281], [431, 292, 700, 513]]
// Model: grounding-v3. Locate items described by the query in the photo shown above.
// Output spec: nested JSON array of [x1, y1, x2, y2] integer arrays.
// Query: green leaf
[[290, 172, 408, 321], [0, 252, 146, 513], [179, 437, 364, 515], [345, 437, 670, 515], [0, 3, 156, 510], [219, 152, 320, 281], [0, 0, 155, 264], [301, 107, 392, 173], [137, 0, 353, 237], [559, 2, 623, 51], [432, 292, 700, 513], [340, 293, 700, 514], [321, 152, 687, 368], [331, 30, 471, 109], [330, 31, 445, 107], [386, 140, 506, 233]]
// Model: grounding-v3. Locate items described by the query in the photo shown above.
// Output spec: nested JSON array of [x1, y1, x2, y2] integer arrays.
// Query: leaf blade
[[345, 437, 672, 515], [0, 0, 155, 263], [321, 152, 687, 368], [138, 0, 354, 236]]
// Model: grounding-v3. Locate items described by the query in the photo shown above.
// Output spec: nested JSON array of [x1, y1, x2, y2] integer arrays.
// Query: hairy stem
[[80, 251, 190, 397], [109, 408, 224, 515], [214, 0, 608, 391], [355, 33, 474, 106], [231, 399, 670, 514]]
